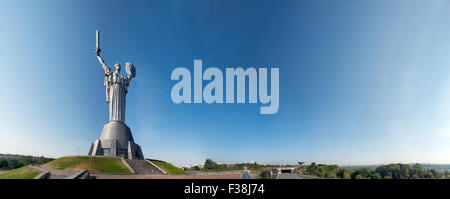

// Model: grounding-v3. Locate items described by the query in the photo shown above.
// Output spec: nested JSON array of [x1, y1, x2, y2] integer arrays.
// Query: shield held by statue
[[126, 62, 136, 78]]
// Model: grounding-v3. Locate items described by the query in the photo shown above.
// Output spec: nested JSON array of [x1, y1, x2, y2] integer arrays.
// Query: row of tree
[[186, 159, 294, 171], [0, 156, 54, 170], [303, 162, 447, 179], [185, 159, 449, 179]]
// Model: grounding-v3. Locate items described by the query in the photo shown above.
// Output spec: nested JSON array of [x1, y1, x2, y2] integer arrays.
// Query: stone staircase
[[125, 159, 164, 174]]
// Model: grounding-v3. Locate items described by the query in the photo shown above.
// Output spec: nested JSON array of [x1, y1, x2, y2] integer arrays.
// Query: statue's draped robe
[[103, 67, 130, 123]]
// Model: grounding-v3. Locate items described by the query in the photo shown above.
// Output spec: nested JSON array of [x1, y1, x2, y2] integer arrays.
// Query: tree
[[204, 159, 218, 170], [399, 164, 410, 179], [430, 169, 441, 179], [7, 159, 23, 169], [355, 174, 367, 179], [0, 159, 7, 168], [306, 162, 316, 175], [325, 172, 337, 178], [259, 169, 272, 179], [350, 167, 376, 179], [342, 170, 351, 179], [423, 170, 434, 178], [371, 173, 382, 179]]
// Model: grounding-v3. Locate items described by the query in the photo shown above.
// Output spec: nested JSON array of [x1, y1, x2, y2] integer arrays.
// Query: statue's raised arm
[[95, 30, 111, 74], [95, 30, 112, 103], [97, 52, 111, 74]]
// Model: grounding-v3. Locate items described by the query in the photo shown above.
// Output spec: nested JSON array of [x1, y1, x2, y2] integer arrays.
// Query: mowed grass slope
[[44, 156, 132, 174], [150, 160, 186, 174], [0, 165, 43, 179]]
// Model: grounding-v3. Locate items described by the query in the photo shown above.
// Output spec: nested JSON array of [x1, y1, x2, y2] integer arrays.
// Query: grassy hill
[[149, 160, 186, 174], [0, 165, 43, 179], [44, 156, 132, 174]]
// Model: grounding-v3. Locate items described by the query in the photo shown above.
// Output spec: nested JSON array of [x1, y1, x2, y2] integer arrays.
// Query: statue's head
[[114, 63, 121, 72]]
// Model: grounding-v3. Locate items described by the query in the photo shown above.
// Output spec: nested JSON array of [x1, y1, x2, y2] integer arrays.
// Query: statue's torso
[[106, 71, 129, 86], [106, 71, 130, 122]]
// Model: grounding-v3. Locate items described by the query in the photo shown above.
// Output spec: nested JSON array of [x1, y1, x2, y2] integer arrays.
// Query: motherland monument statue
[[88, 30, 144, 159]]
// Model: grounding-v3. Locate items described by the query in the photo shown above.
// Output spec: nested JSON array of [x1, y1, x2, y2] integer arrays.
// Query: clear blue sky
[[1, 0, 450, 166]]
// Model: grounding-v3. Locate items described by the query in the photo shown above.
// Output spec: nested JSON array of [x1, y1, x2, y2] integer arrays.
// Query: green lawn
[[0, 165, 43, 179], [150, 160, 187, 174], [44, 156, 132, 174]]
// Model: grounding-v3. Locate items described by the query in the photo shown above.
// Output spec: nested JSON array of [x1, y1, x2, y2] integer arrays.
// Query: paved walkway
[[32, 165, 77, 179], [27, 166, 246, 179], [92, 173, 242, 179], [276, 173, 304, 179], [0, 170, 10, 175], [241, 171, 255, 179]]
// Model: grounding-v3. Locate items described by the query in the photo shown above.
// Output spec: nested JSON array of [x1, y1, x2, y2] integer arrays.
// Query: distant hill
[[0, 153, 45, 159], [0, 154, 54, 170], [342, 165, 379, 170], [421, 164, 450, 172], [342, 164, 450, 172]]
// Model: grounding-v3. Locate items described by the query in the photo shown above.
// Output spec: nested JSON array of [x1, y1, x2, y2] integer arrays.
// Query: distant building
[[276, 167, 295, 174]]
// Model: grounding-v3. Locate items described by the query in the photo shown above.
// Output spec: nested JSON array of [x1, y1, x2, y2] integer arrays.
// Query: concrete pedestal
[[89, 121, 144, 159]]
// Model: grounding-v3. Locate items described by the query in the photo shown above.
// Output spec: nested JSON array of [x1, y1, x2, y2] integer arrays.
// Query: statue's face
[[115, 63, 121, 72]]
